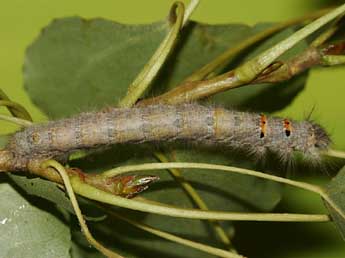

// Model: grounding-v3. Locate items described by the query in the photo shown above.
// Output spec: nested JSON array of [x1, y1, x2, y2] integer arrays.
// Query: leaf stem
[[235, 3, 345, 83], [324, 149, 345, 159], [138, 5, 345, 105], [71, 175, 330, 222], [101, 162, 345, 220], [185, 8, 332, 82], [183, 0, 200, 26], [104, 207, 243, 258], [101, 162, 322, 195], [321, 55, 345, 65], [0, 114, 33, 127], [0, 100, 32, 122], [118, 1, 185, 107], [154, 152, 235, 251], [41, 160, 123, 258], [67, 162, 332, 222], [0, 89, 32, 120]]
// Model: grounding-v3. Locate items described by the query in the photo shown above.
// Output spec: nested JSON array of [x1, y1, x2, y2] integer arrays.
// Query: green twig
[[235, 3, 345, 83], [185, 8, 332, 82], [138, 5, 345, 105], [0, 114, 33, 127], [321, 55, 345, 65], [325, 149, 345, 159], [105, 207, 242, 258], [41, 160, 123, 258], [154, 151, 234, 251], [311, 15, 343, 47], [118, 1, 185, 107], [71, 174, 330, 222], [0, 100, 32, 121], [0, 89, 32, 120], [66, 162, 333, 222], [182, 0, 200, 26]]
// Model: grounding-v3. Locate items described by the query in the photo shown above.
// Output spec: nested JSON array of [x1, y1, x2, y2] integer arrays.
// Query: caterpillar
[[0, 103, 330, 172]]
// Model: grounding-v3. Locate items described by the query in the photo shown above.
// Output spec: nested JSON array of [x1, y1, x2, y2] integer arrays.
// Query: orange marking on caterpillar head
[[260, 114, 267, 138], [283, 119, 292, 137]]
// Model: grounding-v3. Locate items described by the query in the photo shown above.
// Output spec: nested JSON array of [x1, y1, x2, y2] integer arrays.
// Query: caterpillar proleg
[[2, 104, 330, 171]]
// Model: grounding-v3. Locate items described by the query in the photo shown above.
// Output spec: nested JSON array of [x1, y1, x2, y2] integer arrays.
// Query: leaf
[[325, 165, 345, 240], [24, 18, 308, 118], [24, 17, 169, 118], [9, 174, 75, 214], [0, 179, 70, 258]]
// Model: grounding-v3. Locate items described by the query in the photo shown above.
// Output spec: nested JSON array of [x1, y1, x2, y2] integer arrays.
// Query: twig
[[138, 5, 345, 105], [41, 160, 123, 258], [0, 114, 33, 127], [71, 172, 330, 222], [325, 149, 345, 159], [183, 0, 200, 26], [118, 2, 185, 107], [185, 8, 332, 82], [103, 206, 242, 258], [0, 100, 32, 121], [154, 151, 234, 251]]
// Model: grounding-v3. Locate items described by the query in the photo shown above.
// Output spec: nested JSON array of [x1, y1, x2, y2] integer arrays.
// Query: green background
[[0, 0, 344, 257]]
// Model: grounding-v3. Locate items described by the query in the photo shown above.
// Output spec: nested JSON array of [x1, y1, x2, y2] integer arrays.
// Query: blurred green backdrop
[[0, 1, 344, 257]]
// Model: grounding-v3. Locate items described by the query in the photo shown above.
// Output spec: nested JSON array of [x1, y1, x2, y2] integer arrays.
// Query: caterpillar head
[[305, 122, 331, 162]]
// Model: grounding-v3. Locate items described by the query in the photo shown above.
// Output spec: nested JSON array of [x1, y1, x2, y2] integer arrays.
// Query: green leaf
[[24, 17, 168, 118], [0, 178, 70, 258], [325, 165, 345, 240], [24, 18, 308, 118], [9, 174, 75, 214]]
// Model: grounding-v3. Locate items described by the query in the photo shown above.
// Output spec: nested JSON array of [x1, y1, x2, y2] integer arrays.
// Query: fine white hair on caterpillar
[[1, 103, 330, 172]]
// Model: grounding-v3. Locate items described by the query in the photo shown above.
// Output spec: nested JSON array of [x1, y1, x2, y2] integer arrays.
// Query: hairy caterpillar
[[0, 104, 330, 171]]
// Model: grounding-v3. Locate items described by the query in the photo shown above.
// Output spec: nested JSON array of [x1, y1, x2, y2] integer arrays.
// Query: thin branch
[[0, 100, 33, 121], [185, 8, 332, 82], [325, 149, 345, 159], [183, 0, 200, 26], [0, 114, 33, 127], [138, 5, 345, 105], [118, 2, 185, 107], [101, 162, 345, 220], [104, 207, 242, 258], [321, 55, 345, 65], [71, 174, 330, 222], [41, 160, 123, 258], [235, 3, 345, 83], [62, 162, 334, 222], [0, 89, 32, 120], [311, 15, 344, 47], [154, 151, 234, 251], [102, 163, 323, 195]]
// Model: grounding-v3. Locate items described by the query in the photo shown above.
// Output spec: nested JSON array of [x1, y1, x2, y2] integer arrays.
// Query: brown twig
[[138, 41, 345, 106]]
